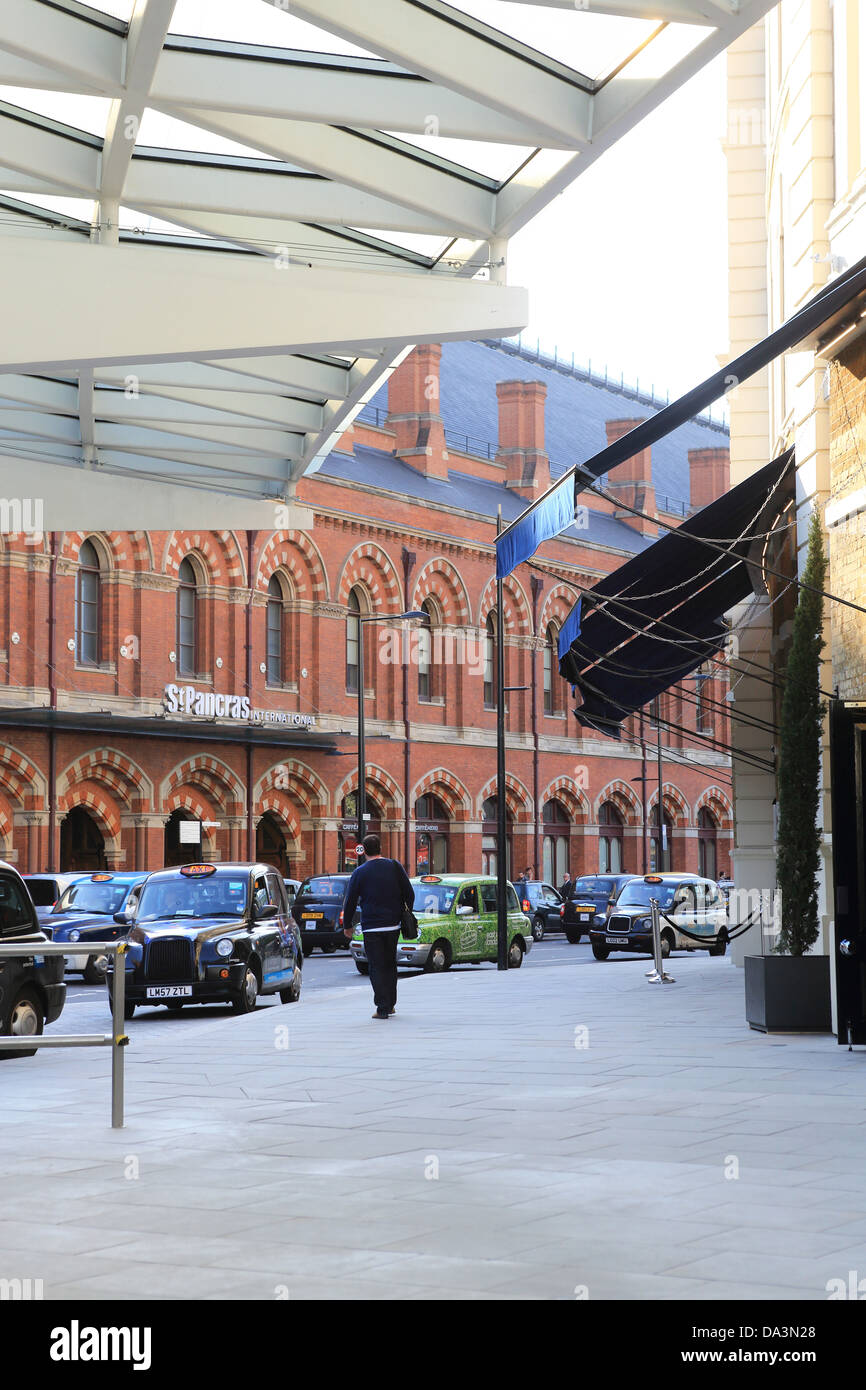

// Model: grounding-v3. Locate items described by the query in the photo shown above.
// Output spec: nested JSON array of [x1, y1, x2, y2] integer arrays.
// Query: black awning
[[559, 449, 794, 736]]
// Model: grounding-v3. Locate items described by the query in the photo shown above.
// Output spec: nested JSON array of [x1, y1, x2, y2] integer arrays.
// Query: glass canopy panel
[[447, 0, 657, 83], [383, 133, 535, 184], [78, 0, 135, 19], [0, 193, 95, 223], [0, 88, 111, 138], [135, 110, 281, 161], [169, 0, 378, 59]]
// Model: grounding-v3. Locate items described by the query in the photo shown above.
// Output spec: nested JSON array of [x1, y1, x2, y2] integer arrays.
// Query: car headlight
[[215, 938, 234, 957], [68, 929, 80, 942]]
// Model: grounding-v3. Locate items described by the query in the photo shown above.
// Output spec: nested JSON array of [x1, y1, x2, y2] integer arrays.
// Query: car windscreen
[[137, 875, 248, 921], [412, 883, 457, 915], [617, 882, 677, 909], [25, 879, 59, 906], [0, 876, 35, 932], [573, 878, 614, 897], [56, 880, 130, 914], [297, 878, 348, 899]]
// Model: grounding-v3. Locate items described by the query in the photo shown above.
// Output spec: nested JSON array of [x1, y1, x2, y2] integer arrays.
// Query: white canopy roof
[[0, 0, 777, 525]]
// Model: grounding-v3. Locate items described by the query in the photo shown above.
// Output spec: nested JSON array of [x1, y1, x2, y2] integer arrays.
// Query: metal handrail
[[0, 940, 128, 1127]]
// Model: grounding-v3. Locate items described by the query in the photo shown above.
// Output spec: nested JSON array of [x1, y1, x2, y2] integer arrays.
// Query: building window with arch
[[650, 804, 674, 872], [177, 556, 199, 677], [598, 800, 624, 873], [417, 598, 438, 703], [415, 793, 449, 873], [75, 538, 101, 666], [481, 795, 511, 877], [266, 574, 285, 686], [698, 806, 718, 879], [483, 612, 496, 709], [543, 623, 560, 715], [542, 799, 569, 884], [346, 588, 362, 694]]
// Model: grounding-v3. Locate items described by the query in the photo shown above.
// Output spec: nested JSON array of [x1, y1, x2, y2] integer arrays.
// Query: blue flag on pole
[[495, 475, 575, 579], [557, 597, 582, 661]]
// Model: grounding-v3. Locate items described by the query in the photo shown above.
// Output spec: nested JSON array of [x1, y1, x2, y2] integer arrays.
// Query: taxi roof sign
[[179, 863, 216, 877], [644, 874, 663, 883], [420, 875, 442, 883], [90, 873, 113, 882]]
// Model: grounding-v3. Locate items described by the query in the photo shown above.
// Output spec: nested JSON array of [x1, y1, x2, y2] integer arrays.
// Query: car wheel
[[232, 964, 259, 1014], [124, 1000, 136, 1020], [354, 961, 370, 976], [508, 938, 525, 968], [708, 929, 728, 958], [279, 967, 302, 1003], [660, 932, 674, 959], [531, 916, 545, 943], [424, 939, 452, 973], [1, 987, 44, 1059], [591, 941, 610, 961], [321, 941, 338, 955], [83, 954, 108, 985], [565, 928, 582, 945]]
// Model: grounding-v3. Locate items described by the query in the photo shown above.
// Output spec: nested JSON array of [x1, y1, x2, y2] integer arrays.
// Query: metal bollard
[[111, 941, 128, 1129], [645, 897, 675, 984]]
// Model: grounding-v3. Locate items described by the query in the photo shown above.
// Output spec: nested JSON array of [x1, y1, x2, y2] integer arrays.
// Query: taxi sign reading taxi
[[179, 863, 217, 877], [90, 873, 113, 881]]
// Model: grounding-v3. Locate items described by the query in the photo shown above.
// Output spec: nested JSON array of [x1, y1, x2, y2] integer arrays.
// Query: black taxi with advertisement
[[107, 862, 302, 1019]]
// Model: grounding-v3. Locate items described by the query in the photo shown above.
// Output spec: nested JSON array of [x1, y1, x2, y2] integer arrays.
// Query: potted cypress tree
[[745, 510, 832, 1032]]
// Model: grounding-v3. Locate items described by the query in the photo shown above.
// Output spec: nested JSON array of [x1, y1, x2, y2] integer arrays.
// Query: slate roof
[[316, 444, 653, 558], [369, 338, 729, 512]]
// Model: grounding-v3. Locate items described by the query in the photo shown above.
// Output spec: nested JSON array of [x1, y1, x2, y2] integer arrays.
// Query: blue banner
[[557, 596, 582, 660], [495, 476, 575, 579]]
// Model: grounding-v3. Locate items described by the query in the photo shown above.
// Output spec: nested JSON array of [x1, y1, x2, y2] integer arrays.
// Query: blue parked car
[[48, 871, 149, 983]]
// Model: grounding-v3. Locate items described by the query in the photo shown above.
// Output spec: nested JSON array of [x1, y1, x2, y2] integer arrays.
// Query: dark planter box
[[745, 954, 832, 1033]]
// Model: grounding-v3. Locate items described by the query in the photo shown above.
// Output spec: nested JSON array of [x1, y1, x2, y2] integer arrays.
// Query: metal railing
[[0, 940, 128, 1127]]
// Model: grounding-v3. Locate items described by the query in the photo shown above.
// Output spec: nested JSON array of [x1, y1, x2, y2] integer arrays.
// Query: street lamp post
[[356, 609, 428, 861]]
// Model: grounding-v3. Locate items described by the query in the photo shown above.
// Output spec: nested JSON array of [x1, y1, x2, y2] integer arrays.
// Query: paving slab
[[1, 952, 864, 1300]]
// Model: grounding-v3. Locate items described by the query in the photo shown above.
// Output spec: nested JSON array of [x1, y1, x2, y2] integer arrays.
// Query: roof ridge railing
[[487, 336, 731, 435]]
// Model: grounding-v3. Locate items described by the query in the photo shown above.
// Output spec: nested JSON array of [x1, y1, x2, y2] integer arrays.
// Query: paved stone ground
[[1, 954, 865, 1301]]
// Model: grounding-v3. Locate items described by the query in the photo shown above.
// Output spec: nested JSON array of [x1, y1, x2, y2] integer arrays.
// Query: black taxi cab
[[0, 859, 66, 1058], [589, 873, 728, 960], [107, 862, 302, 1019]]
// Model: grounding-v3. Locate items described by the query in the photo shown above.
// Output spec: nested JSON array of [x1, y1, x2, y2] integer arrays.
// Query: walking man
[[342, 833, 414, 1020]]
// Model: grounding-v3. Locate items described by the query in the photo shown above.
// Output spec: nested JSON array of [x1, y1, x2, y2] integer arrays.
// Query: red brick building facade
[[0, 341, 732, 883]]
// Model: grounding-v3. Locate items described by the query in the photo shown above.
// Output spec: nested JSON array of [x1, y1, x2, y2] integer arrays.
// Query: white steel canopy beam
[[98, 0, 176, 208], [494, 0, 737, 21], [152, 41, 558, 147], [279, 0, 594, 147], [124, 154, 473, 235], [160, 106, 497, 233], [0, 0, 124, 94], [0, 237, 528, 374]]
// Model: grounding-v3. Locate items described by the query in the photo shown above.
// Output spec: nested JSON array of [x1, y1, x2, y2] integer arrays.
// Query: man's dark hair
[[362, 833, 381, 856]]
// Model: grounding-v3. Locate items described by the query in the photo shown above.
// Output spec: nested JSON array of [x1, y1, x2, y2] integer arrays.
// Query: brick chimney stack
[[604, 419, 656, 536], [495, 380, 551, 499], [689, 446, 730, 510], [386, 344, 450, 479]]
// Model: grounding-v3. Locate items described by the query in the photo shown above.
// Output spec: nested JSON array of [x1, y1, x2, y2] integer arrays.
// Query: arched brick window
[[598, 800, 624, 873], [698, 806, 718, 879], [176, 557, 198, 677], [75, 538, 101, 666]]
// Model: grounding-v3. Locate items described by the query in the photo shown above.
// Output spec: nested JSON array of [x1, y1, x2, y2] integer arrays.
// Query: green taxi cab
[[349, 874, 533, 974]]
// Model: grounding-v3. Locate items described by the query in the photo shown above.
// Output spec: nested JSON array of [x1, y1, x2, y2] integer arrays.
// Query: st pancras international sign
[[163, 684, 317, 729]]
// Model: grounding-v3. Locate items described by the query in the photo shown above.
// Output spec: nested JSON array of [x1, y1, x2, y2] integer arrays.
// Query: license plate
[[146, 985, 193, 999], [605, 936, 625, 945], [302, 912, 323, 920], [579, 913, 590, 922]]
